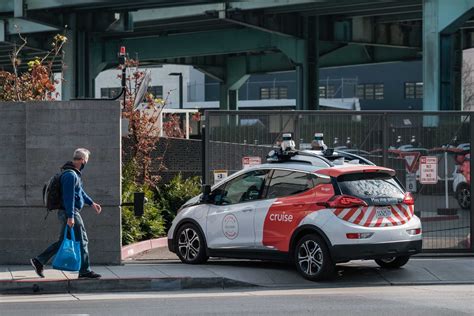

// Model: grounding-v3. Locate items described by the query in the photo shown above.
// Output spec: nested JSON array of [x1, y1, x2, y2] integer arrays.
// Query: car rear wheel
[[175, 223, 208, 264], [294, 234, 334, 281], [375, 256, 410, 269], [456, 183, 470, 210]]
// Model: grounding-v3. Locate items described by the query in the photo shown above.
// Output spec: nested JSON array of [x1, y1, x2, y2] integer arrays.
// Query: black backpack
[[43, 170, 73, 215]]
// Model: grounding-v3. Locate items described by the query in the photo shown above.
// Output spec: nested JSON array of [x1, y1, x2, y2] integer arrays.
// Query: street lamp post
[[169, 72, 183, 109]]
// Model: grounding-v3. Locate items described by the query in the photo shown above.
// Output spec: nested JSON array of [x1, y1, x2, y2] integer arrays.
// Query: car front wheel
[[375, 256, 410, 269], [294, 234, 334, 281], [175, 223, 208, 264]]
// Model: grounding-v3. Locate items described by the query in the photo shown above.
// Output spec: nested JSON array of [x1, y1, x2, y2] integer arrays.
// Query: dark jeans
[[36, 209, 91, 274]]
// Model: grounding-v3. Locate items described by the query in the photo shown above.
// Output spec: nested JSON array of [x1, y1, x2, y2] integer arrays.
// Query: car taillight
[[319, 195, 368, 208], [407, 228, 422, 235], [346, 232, 374, 239], [403, 192, 414, 205]]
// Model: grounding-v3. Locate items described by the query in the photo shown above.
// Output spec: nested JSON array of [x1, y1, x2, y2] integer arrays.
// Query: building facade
[[93, 60, 434, 111]]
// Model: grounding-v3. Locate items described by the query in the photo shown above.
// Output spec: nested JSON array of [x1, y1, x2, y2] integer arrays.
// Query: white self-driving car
[[167, 148, 422, 281]]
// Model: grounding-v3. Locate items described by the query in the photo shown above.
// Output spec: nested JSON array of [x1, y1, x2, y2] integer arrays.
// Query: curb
[[121, 237, 168, 260], [0, 277, 257, 295]]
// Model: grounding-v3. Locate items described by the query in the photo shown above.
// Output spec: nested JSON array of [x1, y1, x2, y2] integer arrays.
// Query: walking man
[[31, 148, 102, 279]]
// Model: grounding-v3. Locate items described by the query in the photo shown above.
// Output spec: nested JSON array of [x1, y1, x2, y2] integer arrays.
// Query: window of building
[[279, 87, 288, 99], [405, 82, 423, 99], [356, 83, 382, 100], [375, 84, 384, 100], [327, 85, 336, 98], [260, 87, 288, 99], [148, 86, 163, 99], [260, 87, 270, 99], [319, 86, 326, 98], [405, 82, 415, 99], [415, 82, 423, 99], [365, 84, 374, 100], [101, 87, 122, 99], [270, 87, 279, 99], [319, 85, 335, 98], [356, 84, 365, 99]]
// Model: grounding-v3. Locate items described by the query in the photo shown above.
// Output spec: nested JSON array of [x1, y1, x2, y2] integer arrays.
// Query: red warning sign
[[400, 152, 421, 173]]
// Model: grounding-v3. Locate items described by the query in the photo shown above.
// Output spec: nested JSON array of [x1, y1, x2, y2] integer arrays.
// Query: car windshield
[[337, 172, 405, 205]]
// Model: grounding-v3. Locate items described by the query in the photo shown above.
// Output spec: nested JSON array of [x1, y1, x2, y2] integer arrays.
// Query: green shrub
[[121, 161, 200, 245], [158, 174, 201, 231], [139, 186, 166, 240], [121, 160, 166, 245]]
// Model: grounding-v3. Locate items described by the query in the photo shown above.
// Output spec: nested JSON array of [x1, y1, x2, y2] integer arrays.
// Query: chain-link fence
[[204, 110, 473, 252]]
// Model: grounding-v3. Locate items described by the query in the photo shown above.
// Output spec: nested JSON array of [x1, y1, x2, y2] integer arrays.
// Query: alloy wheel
[[297, 240, 323, 276], [178, 228, 201, 261]]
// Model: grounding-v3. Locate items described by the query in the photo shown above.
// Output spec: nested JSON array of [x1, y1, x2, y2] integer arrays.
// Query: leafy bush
[[121, 161, 201, 245], [121, 161, 166, 245], [157, 174, 201, 231], [139, 186, 166, 240]]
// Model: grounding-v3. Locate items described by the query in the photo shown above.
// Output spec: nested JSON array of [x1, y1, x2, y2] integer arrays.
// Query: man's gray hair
[[73, 148, 91, 161]]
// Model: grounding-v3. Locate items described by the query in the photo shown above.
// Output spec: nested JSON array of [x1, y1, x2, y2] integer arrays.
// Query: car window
[[337, 172, 404, 205], [213, 170, 269, 205], [266, 170, 316, 199]]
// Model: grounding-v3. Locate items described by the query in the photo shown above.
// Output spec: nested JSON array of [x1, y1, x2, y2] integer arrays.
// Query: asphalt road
[[1, 285, 472, 316]]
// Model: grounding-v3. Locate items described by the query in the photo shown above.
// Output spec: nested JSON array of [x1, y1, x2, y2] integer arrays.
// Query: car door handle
[[294, 203, 305, 208], [242, 208, 253, 212]]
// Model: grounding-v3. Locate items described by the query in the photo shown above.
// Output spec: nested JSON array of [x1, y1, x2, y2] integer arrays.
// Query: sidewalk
[[1, 257, 473, 295]]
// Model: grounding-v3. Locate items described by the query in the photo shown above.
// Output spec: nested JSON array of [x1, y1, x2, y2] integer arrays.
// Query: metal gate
[[203, 110, 473, 253]]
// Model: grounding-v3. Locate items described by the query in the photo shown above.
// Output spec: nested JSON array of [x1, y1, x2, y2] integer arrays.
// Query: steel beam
[[132, 3, 225, 22], [319, 43, 420, 67], [5, 18, 58, 34], [102, 28, 304, 64]]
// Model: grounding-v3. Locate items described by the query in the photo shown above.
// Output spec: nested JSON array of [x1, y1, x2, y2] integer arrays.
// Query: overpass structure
[[1, 0, 474, 111]]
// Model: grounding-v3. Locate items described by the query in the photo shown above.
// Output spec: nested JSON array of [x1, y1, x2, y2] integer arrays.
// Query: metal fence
[[203, 110, 473, 253]]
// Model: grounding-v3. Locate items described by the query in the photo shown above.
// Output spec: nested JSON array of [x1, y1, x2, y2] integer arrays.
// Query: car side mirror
[[200, 184, 212, 203]]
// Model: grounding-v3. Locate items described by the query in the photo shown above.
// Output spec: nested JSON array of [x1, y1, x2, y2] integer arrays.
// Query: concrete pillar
[[62, 32, 98, 99], [219, 56, 250, 110], [423, 0, 474, 111], [62, 17, 76, 100], [296, 16, 319, 110]]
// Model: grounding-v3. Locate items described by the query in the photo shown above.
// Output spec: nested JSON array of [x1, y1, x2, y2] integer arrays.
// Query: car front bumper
[[331, 239, 422, 263]]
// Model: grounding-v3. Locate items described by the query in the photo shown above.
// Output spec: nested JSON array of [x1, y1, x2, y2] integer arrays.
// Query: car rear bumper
[[331, 239, 422, 263]]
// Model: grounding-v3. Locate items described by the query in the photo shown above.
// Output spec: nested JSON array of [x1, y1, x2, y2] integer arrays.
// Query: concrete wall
[[0, 101, 121, 265]]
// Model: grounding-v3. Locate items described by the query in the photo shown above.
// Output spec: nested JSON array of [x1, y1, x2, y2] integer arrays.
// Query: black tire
[[456, 183, 471, 210], [375, 256, 410, 269], [294, 234, 335, 281], [174, 223, 208, 264]]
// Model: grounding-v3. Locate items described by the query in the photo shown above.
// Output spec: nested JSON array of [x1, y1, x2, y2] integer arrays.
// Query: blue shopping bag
[[52, 226, 81, 272]]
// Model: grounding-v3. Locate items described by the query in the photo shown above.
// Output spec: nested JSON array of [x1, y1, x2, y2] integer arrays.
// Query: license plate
[[376, 207, 392, 218]]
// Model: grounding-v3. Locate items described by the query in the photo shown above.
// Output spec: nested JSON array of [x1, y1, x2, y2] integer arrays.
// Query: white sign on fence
[[419, 156, 438, 184], [213, 170, 228, 184], [405, 173, 417, 192]]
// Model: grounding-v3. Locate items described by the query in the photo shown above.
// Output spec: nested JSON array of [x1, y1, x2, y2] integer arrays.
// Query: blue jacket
[[61, 162, 94, 219]]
